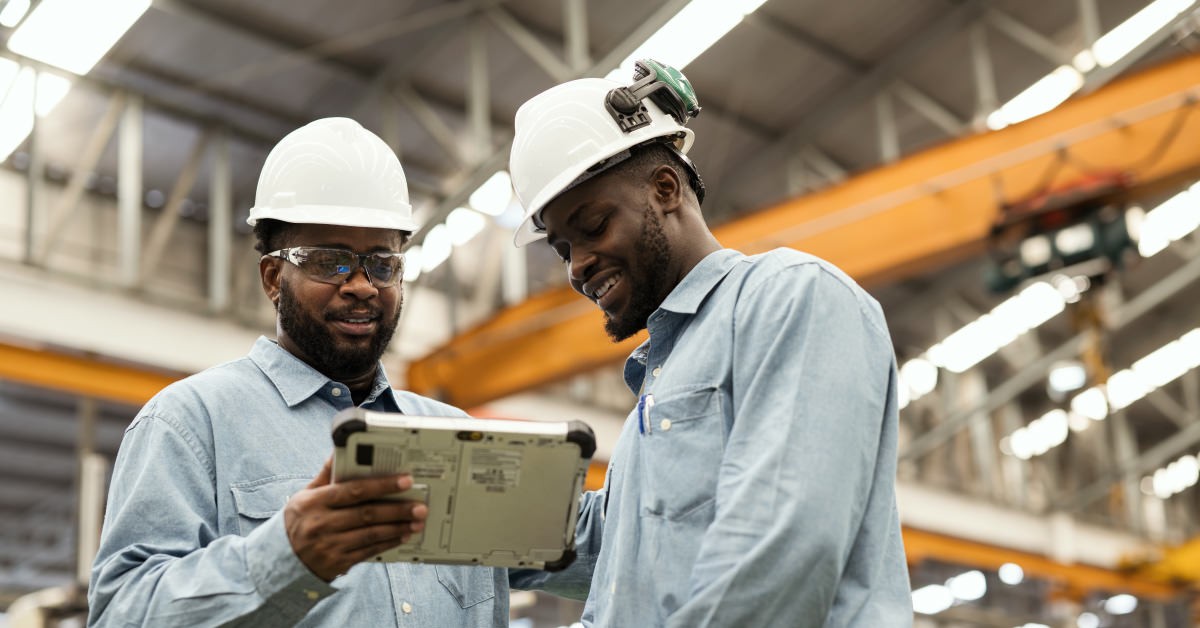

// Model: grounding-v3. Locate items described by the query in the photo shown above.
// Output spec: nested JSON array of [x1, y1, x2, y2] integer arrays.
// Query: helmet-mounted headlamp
[[604, 59, 702, 133]]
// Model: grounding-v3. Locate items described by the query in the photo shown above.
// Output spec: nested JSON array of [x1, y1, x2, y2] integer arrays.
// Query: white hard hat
[[247, 117, 417, 232], [509, 60, 701, 247]]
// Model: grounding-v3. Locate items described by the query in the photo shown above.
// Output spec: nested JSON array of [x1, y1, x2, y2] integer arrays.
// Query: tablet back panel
[[331, 408, 595, 571]]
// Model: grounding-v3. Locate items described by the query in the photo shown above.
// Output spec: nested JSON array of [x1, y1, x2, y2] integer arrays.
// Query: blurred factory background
[[0, 0, 1198, 625]]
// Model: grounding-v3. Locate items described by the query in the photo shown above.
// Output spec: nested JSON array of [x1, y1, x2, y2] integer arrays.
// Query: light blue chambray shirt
[[575, 248, 913, 627], [88, 337, 510, 627]]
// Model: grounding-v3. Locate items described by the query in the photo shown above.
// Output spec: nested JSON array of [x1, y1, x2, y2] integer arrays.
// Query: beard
[[604, 206, 673, 342], [277, 278, 401, 379]]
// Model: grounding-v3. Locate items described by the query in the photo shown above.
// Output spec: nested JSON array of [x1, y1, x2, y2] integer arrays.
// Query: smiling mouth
[[592, 273, 620, 301], [329, 313, 379, 336]]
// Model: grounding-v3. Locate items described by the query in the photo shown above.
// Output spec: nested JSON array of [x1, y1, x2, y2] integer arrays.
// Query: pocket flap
[[229, 475, 310, 519]]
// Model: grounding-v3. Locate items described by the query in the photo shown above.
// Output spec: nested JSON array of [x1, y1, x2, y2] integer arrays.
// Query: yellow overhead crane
[[407, 51, 1200, 409]]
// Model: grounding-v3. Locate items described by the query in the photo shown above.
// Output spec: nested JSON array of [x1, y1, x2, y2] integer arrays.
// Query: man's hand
[[284, 457, 428, 581]]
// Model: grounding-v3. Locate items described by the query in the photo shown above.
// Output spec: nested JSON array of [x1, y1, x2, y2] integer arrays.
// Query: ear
[[650, 165, 684, 215], [260, 256, 283, 309]]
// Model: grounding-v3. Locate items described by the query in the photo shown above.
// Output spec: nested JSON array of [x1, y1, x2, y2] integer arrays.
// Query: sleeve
[[666, 265, 896, 626], [507, 487, 604, 601], [88, 411, 334, 627]]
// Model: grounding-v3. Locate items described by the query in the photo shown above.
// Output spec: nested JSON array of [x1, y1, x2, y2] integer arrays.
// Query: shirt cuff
[[245, 511, 338, 613]]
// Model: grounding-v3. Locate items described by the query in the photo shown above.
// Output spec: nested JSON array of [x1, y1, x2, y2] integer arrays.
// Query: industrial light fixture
[[420, 224, 453, 273], [987, 65, 1084, 130], [990, 0, 1199, 130], [605, 0, 768, 81], [1048, 360, 1087, 395], [468, 170, 514, 217], [446, 207, 487, 246], [911, 584, 954, 615], [6, 0, 150, 75], [1004, 327, 1200, 460], [1102, 594, 1138, 615], [1143, 453, 1199, 499], [1001, 409, 1068, 460], [926, 281, 1066, 374], [1088, 0, 1197, 68], [403, 245, 423, 283], [997, 562, 1024, 585], [0, 0, 30, 27], [0, 60, 71, 161], [946, 570, 987, 601], [1136, 183, 1200, 257]]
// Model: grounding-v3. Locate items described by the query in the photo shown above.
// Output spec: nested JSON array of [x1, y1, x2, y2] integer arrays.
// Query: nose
[[339, 264, 379, 298], [568, 248, 596, 284]]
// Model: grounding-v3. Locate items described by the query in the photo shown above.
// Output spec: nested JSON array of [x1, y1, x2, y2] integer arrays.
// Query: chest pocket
[[638, 385, 724, 521], [434, 564, 496, 609], [229, 475, 310, 536]]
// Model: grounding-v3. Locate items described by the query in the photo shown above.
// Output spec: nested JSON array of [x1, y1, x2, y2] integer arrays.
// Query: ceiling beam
[[0, 340, 180, 407], [707, 0, 988, 211], [409, 0, 694, 243], [407, 51, 1200, 408]]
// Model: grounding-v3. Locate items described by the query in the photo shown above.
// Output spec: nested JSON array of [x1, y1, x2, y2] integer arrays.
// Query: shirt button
[[304, 589, 320, 600], [401, 602, 413, 614], [652, 367, 662, 378], [331, 387, 342, 397], [660, 419, 672, 431]]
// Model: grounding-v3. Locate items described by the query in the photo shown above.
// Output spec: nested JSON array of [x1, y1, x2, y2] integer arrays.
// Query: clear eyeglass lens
[[289, 248, 402, 286]]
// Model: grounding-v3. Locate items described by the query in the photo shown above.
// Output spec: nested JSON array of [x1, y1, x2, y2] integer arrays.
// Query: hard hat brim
[[246, 204, 418, 233]]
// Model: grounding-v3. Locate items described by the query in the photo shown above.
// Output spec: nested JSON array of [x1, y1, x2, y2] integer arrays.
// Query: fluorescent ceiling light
[[927, 281, 1065, 373], [7, 0, 150, 75], [0, 0, 30, 27], [997, 562, 1024, 585], [911, 584, 954, 615], [403, 245, 423, 283], [468, 170, 513, 217], [1048, 360, 1087, 394], [1148, 454, 1199, 498], [1136, 185, 1199, 258], [899, 358, 938, 397], [1069, 387, 1108, 421], [0, 63, 72, 161], [446, 207, 486, 246], [1103, 594, 1138, 615], [421, 225, 452, 272], [987, 65, 1084, 130], [1004, 409, 1068, 460], [1091, 0, 1196, 68], [946, 570, 986, 601], [605, 0, 768, 81]]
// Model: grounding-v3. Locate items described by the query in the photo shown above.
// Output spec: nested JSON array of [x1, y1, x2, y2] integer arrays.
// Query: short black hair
[[606, 141, 704, 204], [252, 219, 298, 255]]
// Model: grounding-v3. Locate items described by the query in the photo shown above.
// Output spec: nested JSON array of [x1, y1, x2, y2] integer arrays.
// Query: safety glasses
[[264, 247, 404, 287]]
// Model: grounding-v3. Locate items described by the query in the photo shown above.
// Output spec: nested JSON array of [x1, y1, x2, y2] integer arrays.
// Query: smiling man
[[89, 118, 506, 626], [508, 62, 913, 626]]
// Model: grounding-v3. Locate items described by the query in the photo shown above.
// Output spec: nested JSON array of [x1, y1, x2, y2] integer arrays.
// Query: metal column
[[209, 128, 232, 313], [117, 94, 144, 288]]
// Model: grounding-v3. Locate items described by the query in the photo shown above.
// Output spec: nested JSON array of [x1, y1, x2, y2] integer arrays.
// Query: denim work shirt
[[580, 248, 912, 627], [89, 337, 508, 627]]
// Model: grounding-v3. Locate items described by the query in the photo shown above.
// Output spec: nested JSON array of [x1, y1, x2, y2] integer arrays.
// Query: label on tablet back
[[468, 449, 522, 492], [406, 449, 458, 481]]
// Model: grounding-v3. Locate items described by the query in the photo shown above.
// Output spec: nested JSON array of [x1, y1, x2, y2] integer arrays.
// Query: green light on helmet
[[604, 59, 702, 133]]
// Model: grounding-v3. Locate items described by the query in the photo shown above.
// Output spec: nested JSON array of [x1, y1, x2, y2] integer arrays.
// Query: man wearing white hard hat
[[89, 118, 508, 626], [509, 61, 912, 626]]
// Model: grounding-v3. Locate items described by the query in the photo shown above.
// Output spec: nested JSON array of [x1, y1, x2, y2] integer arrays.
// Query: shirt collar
[[656, 248, 743, 316], [248, 336, 397, 408]]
